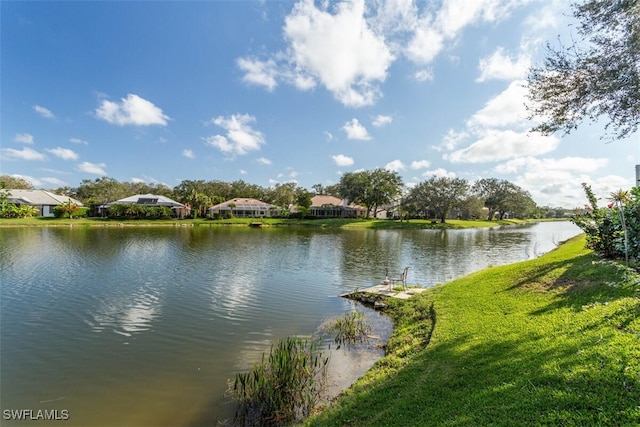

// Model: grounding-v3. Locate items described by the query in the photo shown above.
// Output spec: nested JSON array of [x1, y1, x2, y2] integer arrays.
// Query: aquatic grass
[[226, 336, 329, 426], [305, 235, 640, 426], [329, 311, 372, 349]]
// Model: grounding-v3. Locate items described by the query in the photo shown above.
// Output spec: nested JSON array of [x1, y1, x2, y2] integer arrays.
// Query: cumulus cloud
[[332, 154, 354, 166], [385, 159, 405, 172], [182, 149, 195, 159], [467, 80, 529, 128], [257, 157, 272, 165], [415, 69, 434, 82], [33, 105, 54, 119], [423, 168, 456, 178], [494, 156, 609, 174], [237, 0, 528, 105], [1, 147, 46, 161], [411, 160, 431, 169], [237, 57, 279, 91], [46, 147, 78, 160], [15, 133, 34, 144], [342, 118, 372, 140], [476, 48, 530, 82], [237, 0, 393, 107], [95, 94, 170, 126], [205, 114, 266, 156], [447, 130, 559, 163], [77, 161, 107, 175], [372, 114, 393, 127], [41, 177, 67, 186], [69, 138, 89, 145], [284, 0, 393, 107]]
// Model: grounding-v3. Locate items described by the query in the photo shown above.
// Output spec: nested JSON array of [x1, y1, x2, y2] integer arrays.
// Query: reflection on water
[[0, 222, 580, 426]]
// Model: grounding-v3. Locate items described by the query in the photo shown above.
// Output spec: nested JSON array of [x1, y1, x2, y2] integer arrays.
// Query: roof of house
[[6, 189, 83, 206], [210, 198, 276, 210], [311, 195, 364, 209], [107, 194, 185, 208]]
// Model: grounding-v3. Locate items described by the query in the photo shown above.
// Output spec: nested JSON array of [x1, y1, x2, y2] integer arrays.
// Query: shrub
[[572, 183, 639, 265]]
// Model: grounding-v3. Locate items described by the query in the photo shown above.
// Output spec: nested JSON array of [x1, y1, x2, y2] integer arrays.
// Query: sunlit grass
[[0, 216, 535, 229], [304, 235, 640, 426]]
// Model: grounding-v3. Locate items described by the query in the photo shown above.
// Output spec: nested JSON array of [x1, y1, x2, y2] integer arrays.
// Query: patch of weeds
[[226, 336, 329, 427]]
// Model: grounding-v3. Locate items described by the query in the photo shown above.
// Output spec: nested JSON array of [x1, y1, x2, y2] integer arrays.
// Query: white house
[[6, 189, 83, 217]]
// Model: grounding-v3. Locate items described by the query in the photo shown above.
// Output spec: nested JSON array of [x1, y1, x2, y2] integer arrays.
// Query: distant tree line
[[0, 172, 581, 221]]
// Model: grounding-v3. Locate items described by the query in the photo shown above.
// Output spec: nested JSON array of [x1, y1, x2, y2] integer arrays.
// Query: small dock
[[341, 284, 428, 310], [351, 284, 427, 300]]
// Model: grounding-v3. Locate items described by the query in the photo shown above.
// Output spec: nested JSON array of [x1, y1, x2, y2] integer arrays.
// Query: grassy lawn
[[0, 216, 530, 229], [304, 235, 640, 426]]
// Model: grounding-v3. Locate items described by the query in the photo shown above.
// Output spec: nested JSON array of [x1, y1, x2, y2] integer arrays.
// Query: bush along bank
[[304, 235, 640, 426]]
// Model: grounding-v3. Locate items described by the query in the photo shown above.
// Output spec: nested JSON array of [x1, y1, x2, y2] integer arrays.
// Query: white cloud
[[95, 94, 170, 126], [324, 131, 334, 141], [69, 138, 89, 145], [415, 69, 434, 82], [41, 177, 67, 186], [33, 105, 54, 119], [468, 80, 529, 128], [15, 133, 34, 144], [494, 156, 609, 174], [476, 47, 530, 82], [432, 129, 469, 152], [237, 57, 279, 91], [332, 154, 354, 166], [342, 118, 372, 140], [205, 114, 265, 156], [283, 0, 393, 107], [447, 130, 559, 163], [372, 114, 393, 127], [257, 157, 272, 165], [405, 22, 444, 64], [131, 177, 146, 184], [385, 159, 405, 172], [411, 160, 431, 169], [423, 168, 456, 178], [46, 147, 78, 161], [182, 149, 195, 159], [1, 147, 46, 161], [77, 161, 107, 175], [239, 169, 248, 175]]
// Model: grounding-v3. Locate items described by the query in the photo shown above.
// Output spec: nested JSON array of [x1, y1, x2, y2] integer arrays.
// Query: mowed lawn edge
[[304, 235, 640, 426]]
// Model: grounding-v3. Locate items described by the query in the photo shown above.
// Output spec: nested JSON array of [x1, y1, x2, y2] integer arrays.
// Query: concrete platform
[[343, 284, 428, 300]]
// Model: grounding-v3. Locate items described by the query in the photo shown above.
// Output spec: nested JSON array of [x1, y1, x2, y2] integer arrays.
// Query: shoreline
[[0, 217, 565, 230]]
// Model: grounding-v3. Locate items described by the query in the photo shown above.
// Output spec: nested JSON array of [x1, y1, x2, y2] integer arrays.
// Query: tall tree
[[407, 176, 469, 223], [339, 169, 403, 218], [472, 178, 536, 220], [0, 175, 34, 189], [527, 0, 639, 139]]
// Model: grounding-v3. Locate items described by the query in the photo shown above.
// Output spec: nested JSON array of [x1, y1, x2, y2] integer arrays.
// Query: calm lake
[[0, 222, 580, 426]]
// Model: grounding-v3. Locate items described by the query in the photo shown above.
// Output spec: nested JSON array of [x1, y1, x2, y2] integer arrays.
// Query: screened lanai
[[209, 198, 280, 218]]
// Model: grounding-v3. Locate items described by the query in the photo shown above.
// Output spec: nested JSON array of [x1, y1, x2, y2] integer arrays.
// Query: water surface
[[0, 222, 580, 426]]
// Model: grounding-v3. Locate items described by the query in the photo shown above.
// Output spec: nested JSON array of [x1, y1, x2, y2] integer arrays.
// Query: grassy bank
[[0, 216, 533, 229], [305, 235, 640, 426]]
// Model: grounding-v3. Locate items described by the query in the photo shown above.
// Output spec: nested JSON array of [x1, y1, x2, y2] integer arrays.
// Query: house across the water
[[309, 195, 366, 218], [209, 198, 280, 218], [6, 189, 83, 217]]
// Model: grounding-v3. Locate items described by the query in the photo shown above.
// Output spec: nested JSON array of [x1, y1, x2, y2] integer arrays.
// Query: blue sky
[[1, 0, 638, 208]]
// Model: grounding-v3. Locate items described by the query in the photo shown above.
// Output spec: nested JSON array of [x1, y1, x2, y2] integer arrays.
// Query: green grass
[[304, 235, 640, 426], [0, 216, 530, 229]]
